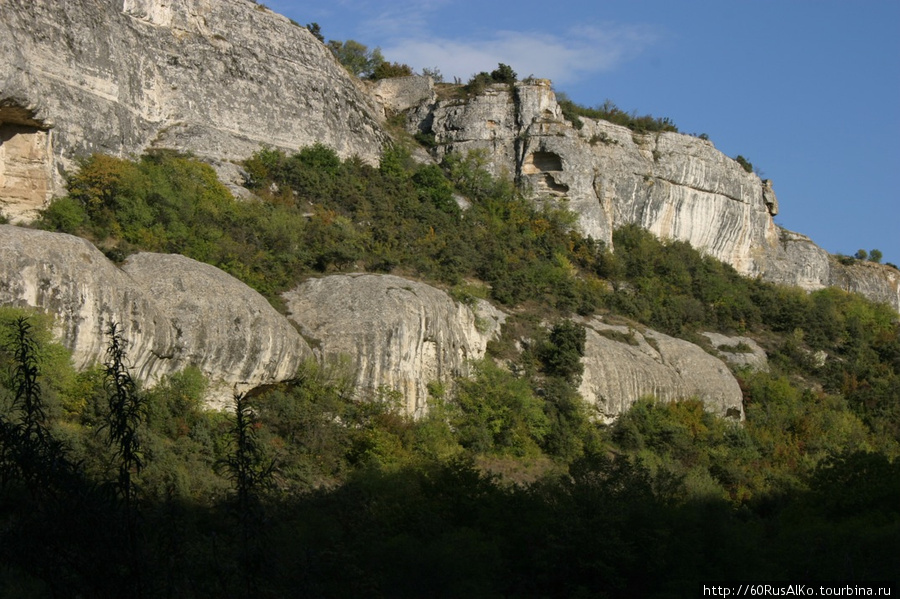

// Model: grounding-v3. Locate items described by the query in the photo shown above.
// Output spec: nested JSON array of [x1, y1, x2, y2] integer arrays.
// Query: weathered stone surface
[[827, 258, 900, 310], [122, 252, 312, 408], [0, 120, 53, 222], [283, 273, 505, 416], [577, 318, 744, 422], [702, 332, 769, 373], [0, 0, 387, 216], [0, 225, 174, 382], [407, 79, 900, 311], [369, 76, 436, 117], [0, 225, 311, 406]]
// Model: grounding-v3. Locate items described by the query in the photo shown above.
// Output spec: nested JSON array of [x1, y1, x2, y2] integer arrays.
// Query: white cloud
[[381, 24, 660, 85]]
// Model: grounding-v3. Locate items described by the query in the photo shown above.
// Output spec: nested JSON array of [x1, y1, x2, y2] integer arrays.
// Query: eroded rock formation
[[0, 225, 311, 407], [578, 318, 745, 422], [0, 0, 386, 218], [122, 252, 312, 407], [702, 332, 769, 373], [283, 273, 505, 415], [406, 80, 900, 311]]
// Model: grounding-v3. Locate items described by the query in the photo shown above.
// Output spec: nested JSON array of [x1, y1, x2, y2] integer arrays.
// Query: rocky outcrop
[[828, 258, 900, 310], [0, 0, 387, 219], [0, 225, 311, 406], [0, 225, 174, 382], [702, 332, 769, 373], [406, 80, 900, 311], [122, 252, 312, 407], [283, 273, 505, 416], [369, 76, 436, 117], [577, 318, 744, 422]]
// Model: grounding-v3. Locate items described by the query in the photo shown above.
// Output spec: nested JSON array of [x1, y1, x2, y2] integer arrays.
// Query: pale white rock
[[121, 252, 312, 408], [406, 79, 900, 311], [0, 0, 387, 214], [702, 332, 769, 373], [370, 76, 436, 117], [828, 259, 900, 310], [577, 318, 744, 423], [283, 273, 505, 416], [0, 225, 312, 407], [0, 225, 174, 382]]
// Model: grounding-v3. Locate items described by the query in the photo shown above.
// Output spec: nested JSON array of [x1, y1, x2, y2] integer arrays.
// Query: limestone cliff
[[0, 225, 311, 406], [282, 273, 505, 416], [0, 0, 386, 220], [578, 318, 745, 422], [405, 80, 900, 311]]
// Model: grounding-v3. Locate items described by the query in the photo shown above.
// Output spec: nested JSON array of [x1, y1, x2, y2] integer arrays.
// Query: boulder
[[0, 225, 311, 407], [283, 273, 504, 415], [577, 317, 744, 422]]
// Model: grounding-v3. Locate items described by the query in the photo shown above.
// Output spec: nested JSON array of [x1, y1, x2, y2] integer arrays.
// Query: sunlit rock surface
[[0, 225, 311, 407], [283, 273, 505, 416], [577, 318, 745, 423]]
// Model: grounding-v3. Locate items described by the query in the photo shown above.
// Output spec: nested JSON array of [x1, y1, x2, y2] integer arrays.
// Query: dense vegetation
[[4, 145, 899, 596]]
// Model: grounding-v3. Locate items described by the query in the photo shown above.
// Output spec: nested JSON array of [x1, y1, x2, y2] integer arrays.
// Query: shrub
[[327, 39, 384, 78], [452, 359, 549, 456], [372, 61, 414, 80], [735, 155, 753, 173], [555, 93, 678, 133], [490, 63, 517, 84]]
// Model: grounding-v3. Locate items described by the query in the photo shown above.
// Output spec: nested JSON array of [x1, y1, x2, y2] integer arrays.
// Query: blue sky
[[268, 0, 900, 265]]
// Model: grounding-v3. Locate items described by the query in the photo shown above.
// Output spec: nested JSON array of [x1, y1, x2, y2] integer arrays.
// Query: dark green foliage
[[452, 359, 549, 456], [604, 224, 762, 334], [464, 71, 494, 96], [15, 136, 900, 594], [539, 320, 586, 382], [869, 248, 883, 263], [464, 63, 518, 95], [103, 323, 144, 506], [0, 316, 70, 496], [735, 154, 754, 173], [305, 22, 323, 42], [327, 39, 384, 78], [490, 62, 517, 84], [371, 61, 414, 80]]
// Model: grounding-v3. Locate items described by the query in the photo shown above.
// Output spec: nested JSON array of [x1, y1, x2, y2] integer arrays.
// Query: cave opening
[[521, 150, 563, 174]]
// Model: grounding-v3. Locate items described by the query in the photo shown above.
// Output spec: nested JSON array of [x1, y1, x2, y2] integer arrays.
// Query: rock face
[[283, 273, 505, 416], [406, 80, 900, 311], [122, 252, 312, 407], [577, 318, 745, 422], [0, 0, 387, 220], [0, 225, 174, 382], [702, 332, 769, 373], [0, 225, 311, 406]]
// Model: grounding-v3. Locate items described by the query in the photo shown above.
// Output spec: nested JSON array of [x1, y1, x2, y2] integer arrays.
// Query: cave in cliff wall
[[0, 105, 53, 222]]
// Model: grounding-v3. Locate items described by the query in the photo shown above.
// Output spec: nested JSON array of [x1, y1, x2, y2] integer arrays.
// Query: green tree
[[869, 249, 883, 263], [490, 63, 517, 84], [103, 323, 144, 507], [372, 61, 414, 80], [305, 22, 324, 42], [855, 249, 868, 261], [327, 39, 384, 78], [226, 392, 275, 598], [453, 359, 550, 456], [539, 320, 587, 383]]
